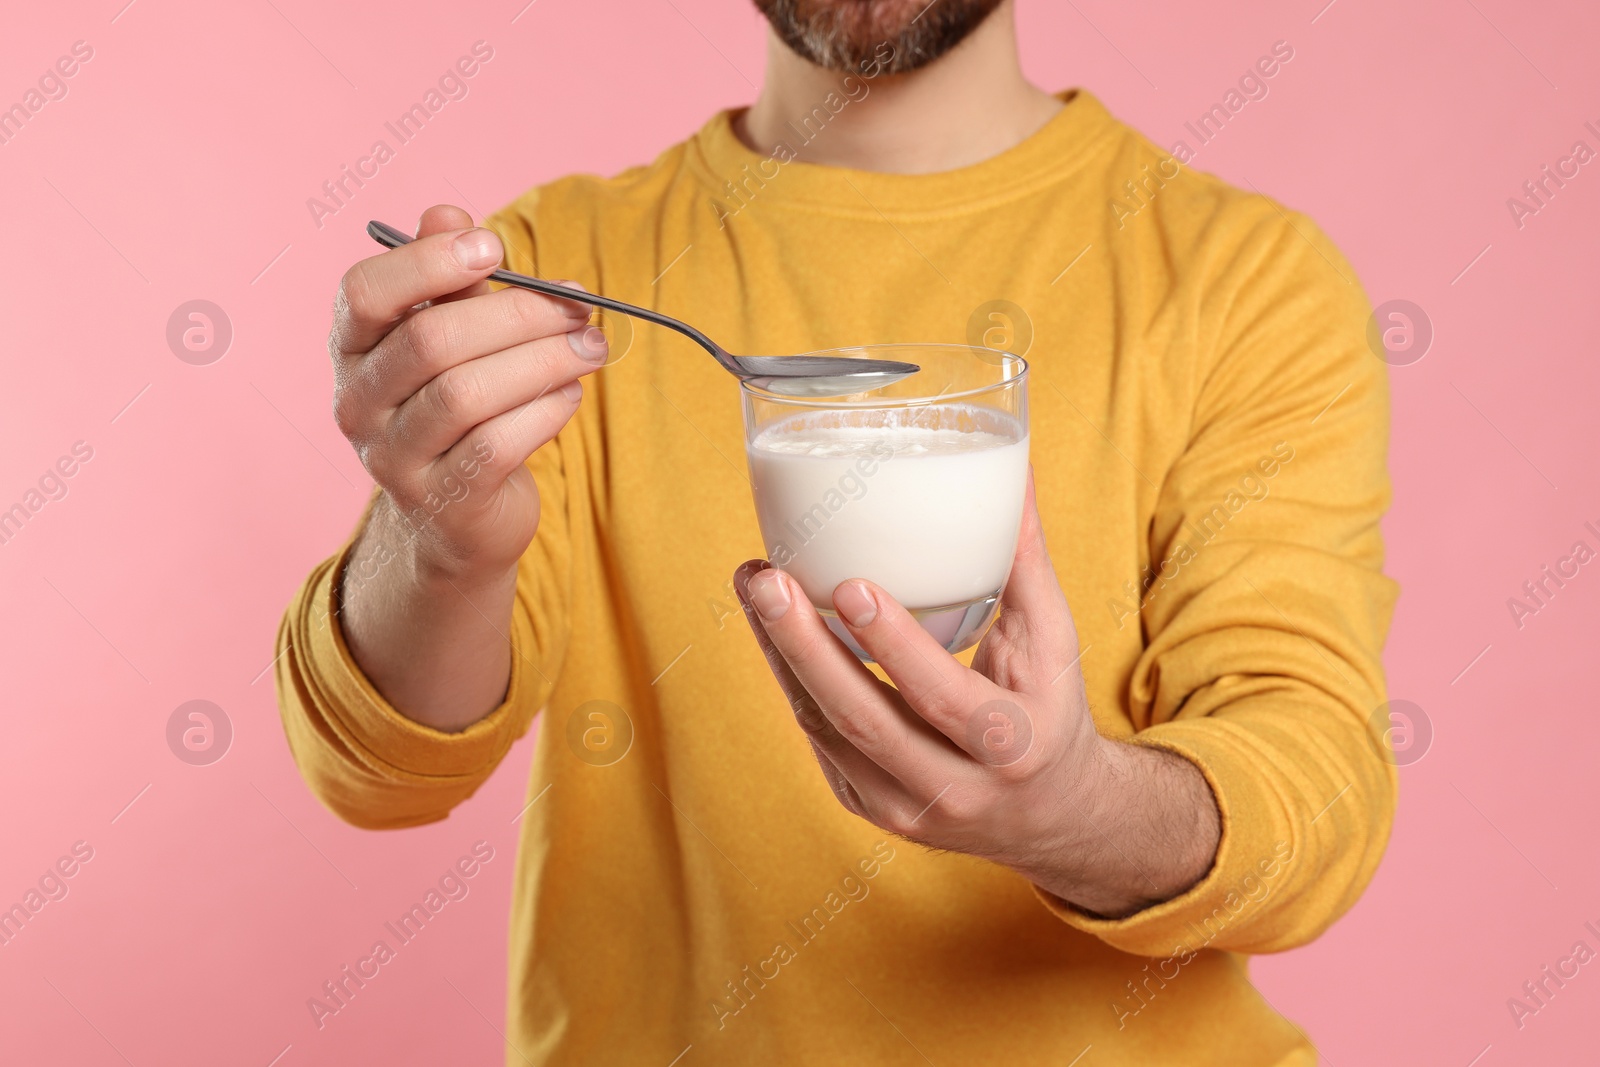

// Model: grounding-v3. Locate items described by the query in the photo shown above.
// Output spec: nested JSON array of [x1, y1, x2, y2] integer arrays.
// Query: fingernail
[[749, 571, 792, 621], [833, 580, 877, 627], [558, 379, 582, 403], [567, 325, 609, 363], [548, 279, 592, 306], [733, 560, 768, 601], [451, 228, 502, 270], [552, 281, 595, 321]]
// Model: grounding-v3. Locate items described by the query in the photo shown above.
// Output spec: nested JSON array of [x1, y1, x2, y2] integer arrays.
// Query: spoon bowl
[[367, 221, 919, 396]]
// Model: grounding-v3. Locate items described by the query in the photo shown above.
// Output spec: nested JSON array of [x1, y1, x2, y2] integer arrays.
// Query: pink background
[[2, 1, 1596, 1063]]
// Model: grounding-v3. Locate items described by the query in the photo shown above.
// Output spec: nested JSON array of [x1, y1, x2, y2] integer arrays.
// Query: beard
[[752, 0, 1007, 75]]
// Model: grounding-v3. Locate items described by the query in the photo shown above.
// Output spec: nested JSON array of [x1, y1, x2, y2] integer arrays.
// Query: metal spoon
[[367, 221, 919, 397]]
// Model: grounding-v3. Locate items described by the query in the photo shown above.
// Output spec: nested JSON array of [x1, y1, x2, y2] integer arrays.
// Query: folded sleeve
[[273, 199, 573, 829], [1040, 205, 1400, 956]]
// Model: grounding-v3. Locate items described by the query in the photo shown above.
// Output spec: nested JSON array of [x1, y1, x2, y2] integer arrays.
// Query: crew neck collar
[[689, 89, 1118, 219]]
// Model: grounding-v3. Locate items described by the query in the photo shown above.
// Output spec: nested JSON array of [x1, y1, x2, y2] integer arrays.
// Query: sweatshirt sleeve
[[1038, 205, 1399, 956], [272, 201, 572, 830]]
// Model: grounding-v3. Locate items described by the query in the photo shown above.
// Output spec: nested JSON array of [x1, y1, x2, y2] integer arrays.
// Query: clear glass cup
[[741, 344, 1030, 659]]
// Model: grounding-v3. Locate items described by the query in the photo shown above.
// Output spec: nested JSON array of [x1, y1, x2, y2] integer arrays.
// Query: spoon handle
[[489, 268, 723, 359], [366, 220, 725, 364]]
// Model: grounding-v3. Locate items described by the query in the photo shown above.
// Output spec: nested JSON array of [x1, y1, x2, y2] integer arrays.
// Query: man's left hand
[[734, 474, 1221, 918]]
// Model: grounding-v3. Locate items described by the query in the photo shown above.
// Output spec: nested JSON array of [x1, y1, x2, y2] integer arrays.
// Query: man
[[275, 0, 1397, 1062]]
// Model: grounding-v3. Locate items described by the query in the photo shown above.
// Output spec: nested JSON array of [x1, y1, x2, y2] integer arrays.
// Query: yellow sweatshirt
[[276, 90, 1396, 1065]]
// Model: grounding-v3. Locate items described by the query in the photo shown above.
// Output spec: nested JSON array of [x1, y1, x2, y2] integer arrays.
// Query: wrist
[[1022, 738, 1220, 920], [366, 493, 519, 599], [407, 539, 519, 601], [337, 497, 521, 733], [1023, 734, 1124, 888], [994, 734, 1108, 895]]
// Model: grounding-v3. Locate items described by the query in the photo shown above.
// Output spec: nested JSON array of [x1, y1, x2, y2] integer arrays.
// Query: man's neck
[[737, 2, 1062, 175]]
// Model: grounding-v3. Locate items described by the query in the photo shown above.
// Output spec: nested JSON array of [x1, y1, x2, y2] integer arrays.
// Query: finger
[[734, 562, 861, 752], [734, 562, 911, 798], [354, 286, 600, 416], [415, 205, 494, 305], [737, 567, 972, 832], [801, 728, 902, 825], [332, 222, 514, 358], [415, 208, 597, 319], [425, 376, 585, 494], [829, 577, 997, 756], [820, 743, 930, 832], [805, 736, 862, 814], [741, 566, 967, 786], [734, 560, 810, 711], [387, 324, 608, 459], [983, 469, 1081, 693]]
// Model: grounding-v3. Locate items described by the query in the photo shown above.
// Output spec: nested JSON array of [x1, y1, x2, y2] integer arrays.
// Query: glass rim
[[738, 343, 1029, 409]]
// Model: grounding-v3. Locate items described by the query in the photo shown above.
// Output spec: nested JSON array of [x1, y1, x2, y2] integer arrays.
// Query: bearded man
[[276, 1, 1396, 1062]]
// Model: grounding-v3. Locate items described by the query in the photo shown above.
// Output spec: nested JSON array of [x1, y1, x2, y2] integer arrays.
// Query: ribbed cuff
[[277, 537, 535, 784]]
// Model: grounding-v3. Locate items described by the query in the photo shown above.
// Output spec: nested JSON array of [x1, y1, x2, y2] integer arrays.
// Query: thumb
[[416, 203, 496, 303], [978, 468, 1080, 687]]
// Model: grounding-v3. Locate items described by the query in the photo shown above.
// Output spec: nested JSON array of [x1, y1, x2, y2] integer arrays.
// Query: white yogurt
[[747, 404, 1029, 611]]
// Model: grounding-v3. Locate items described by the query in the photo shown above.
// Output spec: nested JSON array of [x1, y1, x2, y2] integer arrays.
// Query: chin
[[753, 0, 1007, 74]]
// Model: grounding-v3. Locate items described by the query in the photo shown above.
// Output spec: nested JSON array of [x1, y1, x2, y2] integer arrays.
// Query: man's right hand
[[326, 204, 607, 731], [332, 203, 606, 580]]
